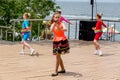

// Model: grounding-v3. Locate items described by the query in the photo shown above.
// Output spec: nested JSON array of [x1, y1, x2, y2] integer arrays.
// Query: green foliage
[[0, 0, 59, 25], [24, 0, 57, 19], [0, 0, 16, 25], [0, 0, 60, 41]]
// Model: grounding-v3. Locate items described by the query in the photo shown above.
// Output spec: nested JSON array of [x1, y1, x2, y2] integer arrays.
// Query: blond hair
[[24, 12, 30, 19]]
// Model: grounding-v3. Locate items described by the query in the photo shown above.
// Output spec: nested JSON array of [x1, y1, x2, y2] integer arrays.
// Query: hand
[[57, 27, 62, 30], [28, 26, 31, 29], [92, 27, 95, 30]]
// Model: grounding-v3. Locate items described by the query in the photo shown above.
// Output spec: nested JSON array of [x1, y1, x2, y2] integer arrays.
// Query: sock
[[30, 48, 33, 51], [96, 50, 98, 52], [21, 49, 24, 52], [97, 49, 100, 51], [98, 49, 102, 53]]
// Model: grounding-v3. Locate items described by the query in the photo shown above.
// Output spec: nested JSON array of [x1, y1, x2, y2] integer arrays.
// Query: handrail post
[[0, 28, 2, 41], [75, 19, 77, 39], [68, 24, 70, 39], [1, 28, 2, 39], [106, 21, 109, 41], [45, 24, 48, 41], [6, 29, 8, 40], [38, 21, 40, 41], [13, 21, 15, 42], [113, 22, 116, 42]]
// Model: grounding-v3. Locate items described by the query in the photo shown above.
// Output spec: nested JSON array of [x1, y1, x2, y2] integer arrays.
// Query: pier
[[0, 18, 120, 80], [0, 40, 120, 80]]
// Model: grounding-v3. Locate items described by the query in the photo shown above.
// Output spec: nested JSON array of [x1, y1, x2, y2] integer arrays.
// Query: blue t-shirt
[[22, 20, 30, 33]]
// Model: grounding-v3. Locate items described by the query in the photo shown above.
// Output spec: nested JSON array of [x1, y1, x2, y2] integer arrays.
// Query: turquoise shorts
[[22, 32, 30, 41]]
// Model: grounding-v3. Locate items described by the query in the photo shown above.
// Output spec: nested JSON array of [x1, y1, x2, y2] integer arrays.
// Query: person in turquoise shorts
[[20, 12, 34, 56]]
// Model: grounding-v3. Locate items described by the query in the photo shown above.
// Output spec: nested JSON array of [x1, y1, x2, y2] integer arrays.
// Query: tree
[[0, 0, 60, 25], [24, 0, 59, 19], [0, 0, 60, 41]]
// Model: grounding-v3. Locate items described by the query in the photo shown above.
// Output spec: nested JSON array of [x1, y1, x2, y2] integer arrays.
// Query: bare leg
[[23, 41, 31, 49], [20, 41, 25, 52], [94, 40, 100, 50], [21, 40, 34, 55], [22, 42, 25, 50], [23, 45, 25, 49], [51, 53, 61, 76], [59, 55, 65, 71], [21, 41, 29, 49], [94, 40, 102, 56], [96, 42, 100, 49], [55, 53, 61, 73]]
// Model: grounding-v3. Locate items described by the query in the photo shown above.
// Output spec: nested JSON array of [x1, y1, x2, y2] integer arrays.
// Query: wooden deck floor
[[0, 40, 120, 80]]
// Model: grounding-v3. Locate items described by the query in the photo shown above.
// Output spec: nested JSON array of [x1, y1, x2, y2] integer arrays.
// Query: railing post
[[0, 28, 2, 40], [106, 21, 109, 41], [68, 24, 70, 39], [6, 29, 8, 40], [113, 22, 116, 42], [75, 19, 77, 39], [13, 21, 15, 42], [0, 28, 3, 40], [38, 21, 40, 41], [45, 24, 48, 41]]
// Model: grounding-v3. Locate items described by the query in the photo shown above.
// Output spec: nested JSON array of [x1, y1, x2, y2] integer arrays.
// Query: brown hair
[[51, 12, 60, 24], [24, 12, 30, 19], [96, 13, 102, 19], [56, 11, 61, 14]]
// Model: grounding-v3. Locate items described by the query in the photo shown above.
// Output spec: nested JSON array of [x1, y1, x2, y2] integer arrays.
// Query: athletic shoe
[[94, 50, 99, 55], [20, 51, 25, 55], [98, 50, 103, 56], [30, 49, 35, 56]]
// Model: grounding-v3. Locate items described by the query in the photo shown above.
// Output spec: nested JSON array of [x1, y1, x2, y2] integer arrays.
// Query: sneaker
[[30, 49, 35, 56], [94, 50, 99, 55], [20, 51, 25, 55], [98, 50, 103, 56]]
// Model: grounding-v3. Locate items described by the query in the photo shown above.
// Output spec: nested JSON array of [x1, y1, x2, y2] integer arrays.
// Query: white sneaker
[[98, 50, 103, 56], [94, 50, 99, 55], [30, 49, 35, 56], [20, 51, 25, 55]]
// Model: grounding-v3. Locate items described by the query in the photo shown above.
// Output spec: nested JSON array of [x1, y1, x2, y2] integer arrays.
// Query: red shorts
[[94, 32, 102, 40]]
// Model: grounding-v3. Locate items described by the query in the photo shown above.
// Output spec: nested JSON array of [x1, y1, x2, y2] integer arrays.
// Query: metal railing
[[102, 19, 120, 42], [0, 26, 11, 40], [0, 18, 120, 42]]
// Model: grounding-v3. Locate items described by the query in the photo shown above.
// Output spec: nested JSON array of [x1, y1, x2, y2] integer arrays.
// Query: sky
[[56, 0, 120, 2]]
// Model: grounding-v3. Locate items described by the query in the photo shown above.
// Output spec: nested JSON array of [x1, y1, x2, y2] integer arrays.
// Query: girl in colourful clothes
[[20, 12, 34, 56], [92, 13, 107, 56], [56, 10, 72, 24], [50, 13, 70, 76]]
